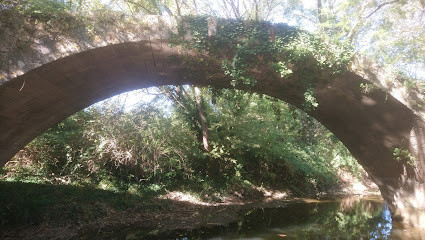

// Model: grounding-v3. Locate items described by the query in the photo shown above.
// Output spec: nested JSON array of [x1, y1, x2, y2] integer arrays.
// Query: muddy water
[[87, 196, 425, 239]]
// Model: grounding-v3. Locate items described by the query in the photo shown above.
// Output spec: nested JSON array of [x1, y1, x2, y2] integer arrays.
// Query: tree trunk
[[174, 0, 181, 17], [194, 87, 211, 152], [317, 0, 324, 23]]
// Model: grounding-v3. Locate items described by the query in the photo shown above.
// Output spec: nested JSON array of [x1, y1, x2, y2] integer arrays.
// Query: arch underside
[[1, 41, 425, 227]]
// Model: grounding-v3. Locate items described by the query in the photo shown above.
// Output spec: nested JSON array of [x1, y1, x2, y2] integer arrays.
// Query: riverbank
[[0, 179, 379, 240]]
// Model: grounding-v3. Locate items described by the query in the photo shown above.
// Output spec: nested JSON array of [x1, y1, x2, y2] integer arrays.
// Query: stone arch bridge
[[0, 16, 425, 228]]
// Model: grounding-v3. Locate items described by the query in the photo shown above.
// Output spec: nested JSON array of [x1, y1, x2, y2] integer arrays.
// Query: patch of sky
[[89, 87, 173, 114]]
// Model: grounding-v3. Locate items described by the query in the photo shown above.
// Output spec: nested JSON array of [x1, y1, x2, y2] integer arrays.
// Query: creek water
[[87, 195, 425, 239]]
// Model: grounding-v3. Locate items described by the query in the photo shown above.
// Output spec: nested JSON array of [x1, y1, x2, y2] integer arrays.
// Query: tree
[[283, 0, 425, 79]]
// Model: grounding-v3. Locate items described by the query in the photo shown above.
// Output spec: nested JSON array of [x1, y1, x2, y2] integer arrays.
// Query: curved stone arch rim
[[1, 40, 425, 228]]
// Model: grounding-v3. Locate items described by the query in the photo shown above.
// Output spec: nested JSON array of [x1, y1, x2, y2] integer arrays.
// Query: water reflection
[[199, 196, 392, 239], [370, 204, 392, 239], [85, 196, 425, 239]]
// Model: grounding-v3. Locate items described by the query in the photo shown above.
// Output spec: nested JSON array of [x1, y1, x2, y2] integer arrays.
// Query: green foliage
[[0, 0, 75, 26], [271, 61, 293, 78], [2, 111, 93, 184], [303, 88, 319, 110], [0, 0, 82, 69], [169, 16, 353, 108], [2, 87, 364, 198], [21, 0, 72, 20], [278, 32, 353, 75], [359, 82, 379, 94], [393, 147, 415, 166], [283, 0, 425, 80], [162, 87, 357, 194]]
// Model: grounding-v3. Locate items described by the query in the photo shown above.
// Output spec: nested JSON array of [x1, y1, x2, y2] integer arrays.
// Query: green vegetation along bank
[[1, 87, 378, 238]]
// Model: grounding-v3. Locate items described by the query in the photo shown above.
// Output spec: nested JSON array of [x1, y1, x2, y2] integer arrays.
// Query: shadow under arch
[[1, 40, 425, 227]]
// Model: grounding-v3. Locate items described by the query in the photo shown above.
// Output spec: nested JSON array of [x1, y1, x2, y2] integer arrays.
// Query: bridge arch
[[1, 40, 425, 228]]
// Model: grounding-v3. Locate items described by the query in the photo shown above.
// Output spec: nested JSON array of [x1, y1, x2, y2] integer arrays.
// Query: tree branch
[[293, 12, 317, 24], [317, 0, 323, 23], [366, 0, 400, 18], [346, 0, 374, 42], [419, 0, 425, 13], [124, 0, 158, 14], [220, 0, 234, 18], [224, 0, 241, 19]]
